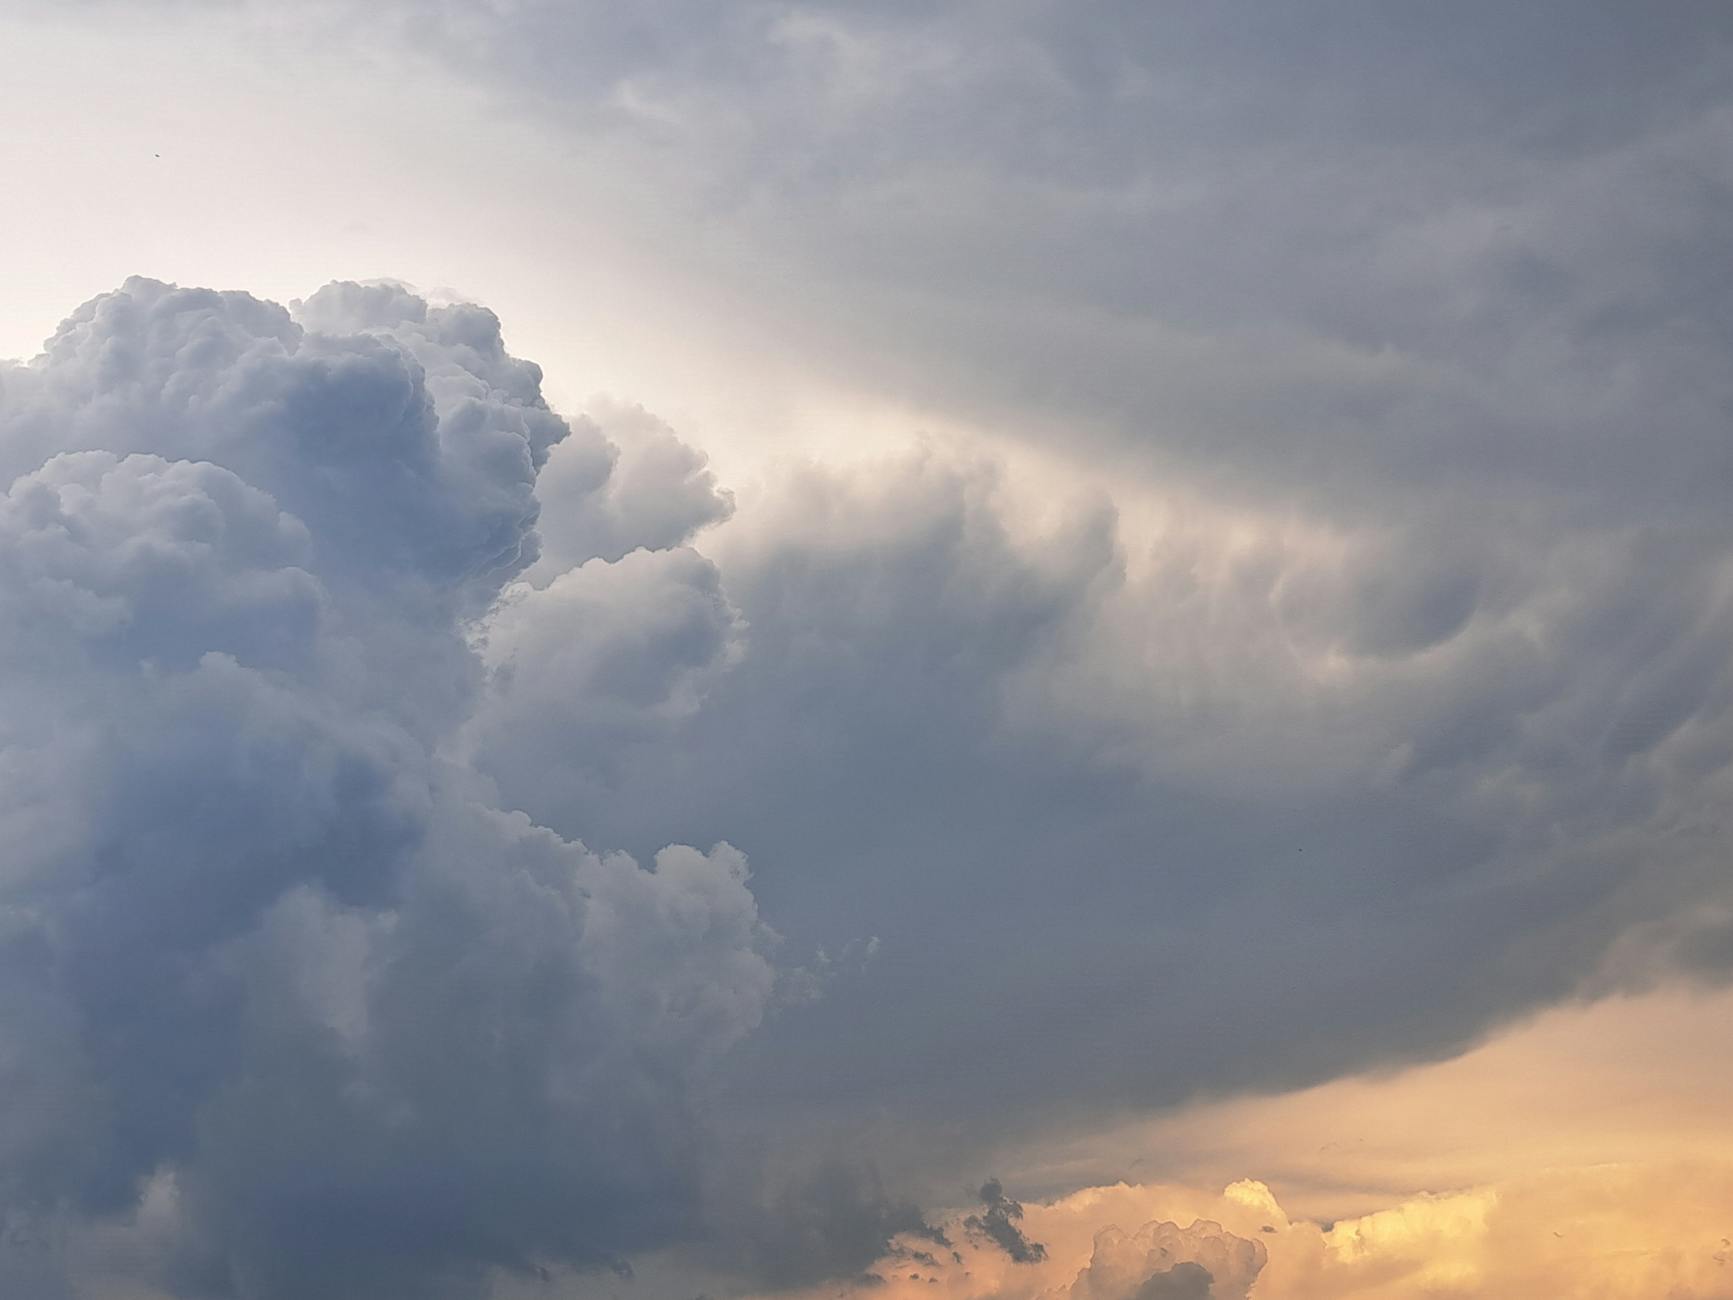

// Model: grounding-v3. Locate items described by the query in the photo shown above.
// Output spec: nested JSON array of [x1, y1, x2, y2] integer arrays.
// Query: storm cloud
[[4, 2, 1733, 1296], [5, 267, 1733, 1295], [0, 280, 775, 1298]]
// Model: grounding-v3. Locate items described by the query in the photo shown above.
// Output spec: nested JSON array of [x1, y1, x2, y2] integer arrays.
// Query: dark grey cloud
[[319, 0, 1733, 535], [476, 434, 1733, 1203], [1131, 1263, 1213, 1300], [525, 399, 733, 580], [964, 1179, 1045, 1265], [26, 1, 1733, 531], [706, 1157, 947, 1291], [348, 22, 1733, 1207]]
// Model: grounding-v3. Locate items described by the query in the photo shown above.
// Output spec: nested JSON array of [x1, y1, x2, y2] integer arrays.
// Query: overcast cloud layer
[[3, 4, 1733, 1299]]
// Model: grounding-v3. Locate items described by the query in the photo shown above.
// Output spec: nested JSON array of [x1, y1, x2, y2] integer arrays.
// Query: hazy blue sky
[[2, 4, 1733, 1298]]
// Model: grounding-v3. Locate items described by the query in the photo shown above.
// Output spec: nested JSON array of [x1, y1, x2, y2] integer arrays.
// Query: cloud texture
[[7, 259, 1733, 1294], [5, 252, 1733, 1295], [4, 9, 1733, 1288], [778, 1166, 1733, 1300], [0, 279, 774, 1298]]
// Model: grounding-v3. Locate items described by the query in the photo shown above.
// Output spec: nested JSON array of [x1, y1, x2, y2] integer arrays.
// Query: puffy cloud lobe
[[0, 279, 777, 1298], [463, 545, 745, 827], [1060, 1220, 1265, 1300], [527, 399, 733, 578], [0, 451, 318, 676], [161, 817, 772, 1299], [0, 276, 565, 616]]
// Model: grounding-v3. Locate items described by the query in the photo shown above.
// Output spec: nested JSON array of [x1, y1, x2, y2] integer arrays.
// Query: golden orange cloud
[[766, 985, 1733, 1300], [768, 1167, 1733, 1300]]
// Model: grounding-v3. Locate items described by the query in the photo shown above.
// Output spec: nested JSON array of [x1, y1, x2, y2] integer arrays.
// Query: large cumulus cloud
[[8, 3, 1733, 1293], [0, 279, 776, 1299], [8, 267, 1733, 1298]]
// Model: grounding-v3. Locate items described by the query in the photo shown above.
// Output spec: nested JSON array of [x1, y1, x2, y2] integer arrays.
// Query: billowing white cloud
[[1059, 1217, 1266, 1300]]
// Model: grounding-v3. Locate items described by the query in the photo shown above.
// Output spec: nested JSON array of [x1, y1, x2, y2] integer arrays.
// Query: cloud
[[708, 1157, 950, 1292], [771, 1180, 1275, 1300], [771, 1164, 1733, 1300], [1268, 1165, 1733, 1300], [0, 278, 777, 1298], [471, 435, 1733, 1190], [7, 270, 1733, 1295], [37, 1, 1733, 538], [526, 398, 733, 579], [7, 3, 1733, 1292], [249, 0, 1733, 539], [967, 1178, 1047, 1265], [1062, 1216, 1267, 1300], [461, 545, 746, 826]]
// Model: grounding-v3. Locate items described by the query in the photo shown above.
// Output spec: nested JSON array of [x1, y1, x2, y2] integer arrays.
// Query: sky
[[2, 3, 1733, 1298]]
